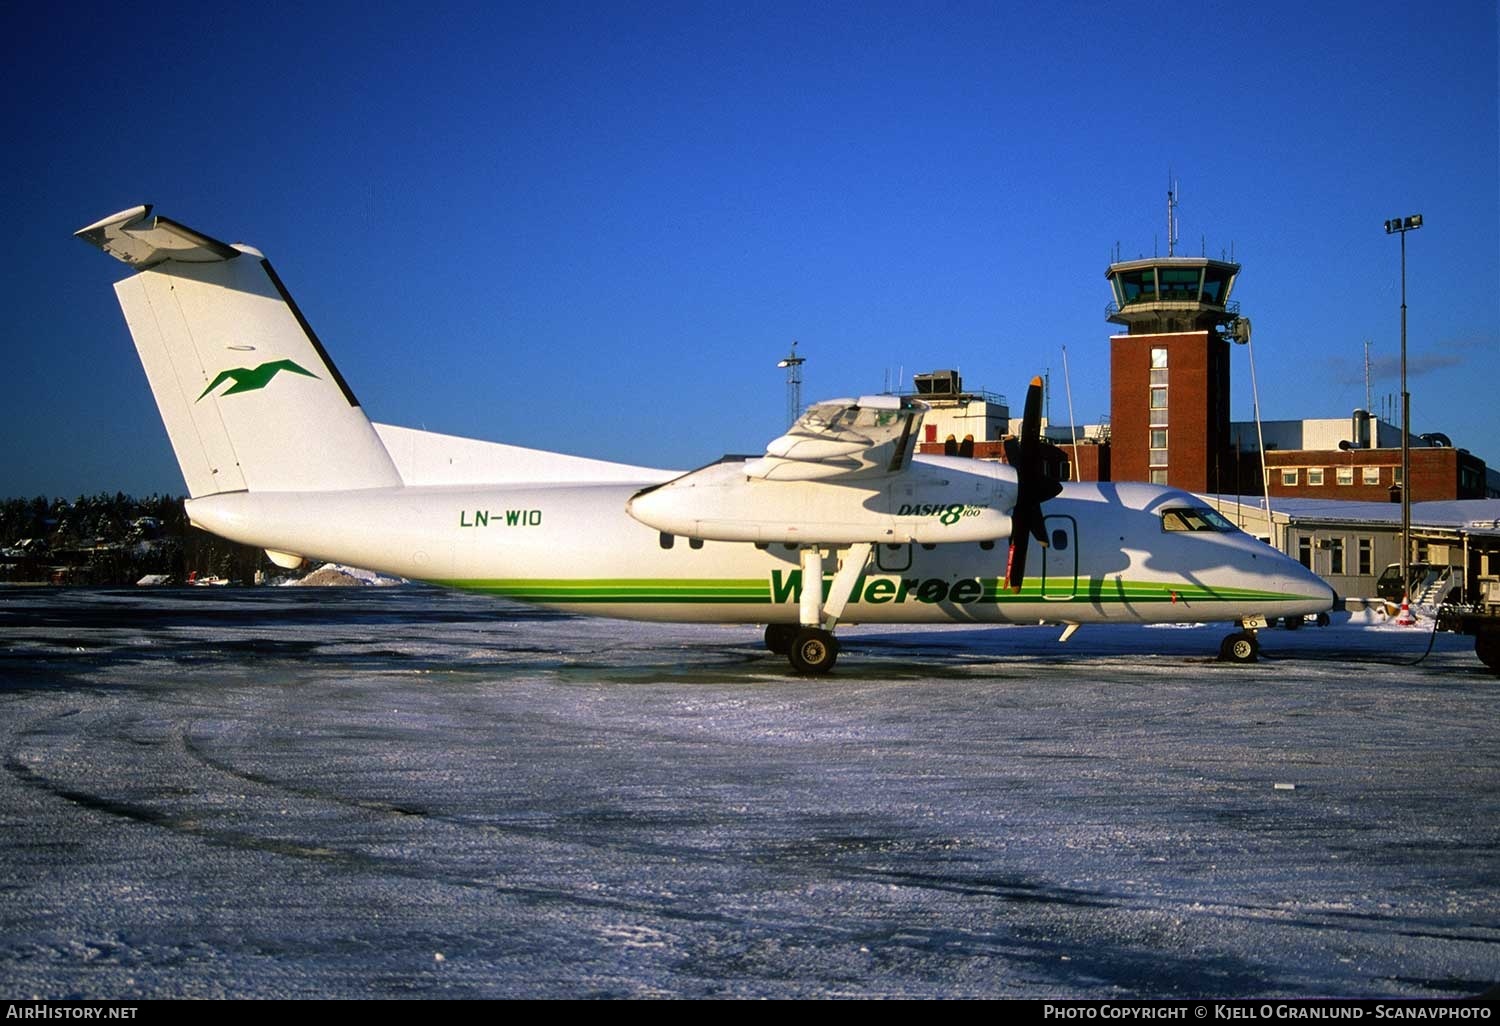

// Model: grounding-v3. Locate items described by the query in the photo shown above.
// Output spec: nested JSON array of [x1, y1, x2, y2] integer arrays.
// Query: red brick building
[[1262, 447, 1489, 502]]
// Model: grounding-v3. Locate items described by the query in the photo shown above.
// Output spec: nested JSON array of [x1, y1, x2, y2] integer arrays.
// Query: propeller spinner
[[1003, 376, 1064, 592]]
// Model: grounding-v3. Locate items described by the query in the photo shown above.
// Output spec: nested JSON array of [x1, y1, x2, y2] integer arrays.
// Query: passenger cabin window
[[1160, 507, 1236, 532]]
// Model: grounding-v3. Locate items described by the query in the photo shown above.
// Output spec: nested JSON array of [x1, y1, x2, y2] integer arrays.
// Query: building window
[[1150, 347, 1167, 368], [1149, 469, 1168, 484], [1337, 466, 1354, 485], [1362, 466, 1380, 485], [1150, 429, 1168, 449], [1150, 368, 1168, 385], [1281, 469, 1299, 487], [1149, 387, 1167, 409], [1358, 537, 1372, 576], [1149, 407, 1169, 427], [1329, 538, 1344, 575], [1298, 536, 1312, 569], [1150, 449, 1169, 467], [1393, 467, 1403, 484], [1307, 468, 1324, 486]]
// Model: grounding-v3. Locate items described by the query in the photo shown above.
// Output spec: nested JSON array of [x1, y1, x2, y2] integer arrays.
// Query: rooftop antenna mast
[[1166, 175, 1180, 257], [1363, 340, 1372, 413], [777, 341, 806, 427]]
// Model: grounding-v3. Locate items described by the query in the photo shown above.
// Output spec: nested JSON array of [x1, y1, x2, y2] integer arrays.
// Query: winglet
[[75, 205, 239, 268]]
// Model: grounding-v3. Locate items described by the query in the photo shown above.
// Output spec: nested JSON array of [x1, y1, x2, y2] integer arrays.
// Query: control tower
[[1105, 255, 1242, 491]]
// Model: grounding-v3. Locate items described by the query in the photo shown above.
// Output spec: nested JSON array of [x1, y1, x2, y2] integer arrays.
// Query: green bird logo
[[198, 359, 318, 401]]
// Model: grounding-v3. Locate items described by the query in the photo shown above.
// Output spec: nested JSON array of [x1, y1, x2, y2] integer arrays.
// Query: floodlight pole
[[777, 341, 806, 427], [1384, 214, 1422, 610]]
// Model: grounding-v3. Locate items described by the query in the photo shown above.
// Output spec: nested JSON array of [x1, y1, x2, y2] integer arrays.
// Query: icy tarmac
[[0, 587, 1495, 999]]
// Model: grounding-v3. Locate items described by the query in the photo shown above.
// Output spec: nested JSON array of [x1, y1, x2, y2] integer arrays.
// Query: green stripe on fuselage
[[434, 576, 1297, 606]]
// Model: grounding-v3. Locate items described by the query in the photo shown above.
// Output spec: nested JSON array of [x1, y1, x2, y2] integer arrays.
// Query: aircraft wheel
[[764, 624, 797, 656], [1475, 632, 1500, 675], [1281, 615, 1302, 631], [1219, 632, 1259, 664], [788, 628, 839, 674], [1315, 612, 1331, 627]]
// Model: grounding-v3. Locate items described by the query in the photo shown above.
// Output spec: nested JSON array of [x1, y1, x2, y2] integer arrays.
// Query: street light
[[1384, 213, 1422, 615]]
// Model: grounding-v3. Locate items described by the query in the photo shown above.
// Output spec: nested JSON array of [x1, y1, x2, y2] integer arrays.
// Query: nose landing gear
[[1219, 615, 1268, 663], [1219, 630, 1260, 663]]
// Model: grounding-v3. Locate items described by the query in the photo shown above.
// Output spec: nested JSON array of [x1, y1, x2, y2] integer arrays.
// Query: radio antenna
[[1166, 174, 1180, 257]]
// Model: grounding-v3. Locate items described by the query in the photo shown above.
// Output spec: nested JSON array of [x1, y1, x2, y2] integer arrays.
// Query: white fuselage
[[186, 457, 1335, 627]]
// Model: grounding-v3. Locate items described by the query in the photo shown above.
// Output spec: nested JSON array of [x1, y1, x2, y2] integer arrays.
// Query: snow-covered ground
[[0, 586, 1494, 998]]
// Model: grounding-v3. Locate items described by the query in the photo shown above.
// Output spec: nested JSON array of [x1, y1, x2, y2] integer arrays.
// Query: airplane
[[76, 205, 1336, 674]]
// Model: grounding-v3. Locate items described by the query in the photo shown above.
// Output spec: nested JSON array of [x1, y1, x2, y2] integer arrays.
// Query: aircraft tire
[[1220, 632, 1258, 664], [1475, 632, 1500, 675], [788, 628, 839, 674], [764, 624, 797, 655]]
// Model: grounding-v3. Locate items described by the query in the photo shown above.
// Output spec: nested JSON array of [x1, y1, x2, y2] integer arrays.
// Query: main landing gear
[[764, 624, 842, 673], [763, 543, 871, 674], [1475, 631, 1500, 675]]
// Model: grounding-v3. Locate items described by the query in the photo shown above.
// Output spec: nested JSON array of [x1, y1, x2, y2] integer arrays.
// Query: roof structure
[[1201, 497, 1500, 537]]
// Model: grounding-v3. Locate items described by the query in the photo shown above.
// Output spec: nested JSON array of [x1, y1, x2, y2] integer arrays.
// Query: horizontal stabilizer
[[75, 205, 240, 268]]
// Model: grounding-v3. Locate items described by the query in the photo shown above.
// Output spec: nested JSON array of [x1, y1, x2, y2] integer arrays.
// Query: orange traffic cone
[[1396, 596, 1416, 626]]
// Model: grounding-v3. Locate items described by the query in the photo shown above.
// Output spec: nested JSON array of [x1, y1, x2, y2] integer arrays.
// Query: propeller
[[1003, 376, 1064, 592]]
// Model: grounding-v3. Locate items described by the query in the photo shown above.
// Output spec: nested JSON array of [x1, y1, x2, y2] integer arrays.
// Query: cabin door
[[1041, 514, 1078, 600]]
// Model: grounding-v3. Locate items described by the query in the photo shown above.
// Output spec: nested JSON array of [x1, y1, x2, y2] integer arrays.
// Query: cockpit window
[[1161, 506, 1237, 532]]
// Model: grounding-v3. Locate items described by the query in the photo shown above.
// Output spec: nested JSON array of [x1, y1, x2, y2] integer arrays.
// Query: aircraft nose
[[1280, 553, 1338, 611]]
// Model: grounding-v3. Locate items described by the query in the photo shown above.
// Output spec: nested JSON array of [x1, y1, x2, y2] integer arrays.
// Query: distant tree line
[[1, 494, 271, 585]]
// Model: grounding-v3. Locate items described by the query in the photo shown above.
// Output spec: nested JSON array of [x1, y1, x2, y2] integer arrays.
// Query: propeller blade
[[1006, 528, 1029, 592], [1030, 513, 1049, 546], [1005, 376, 1053, 592]]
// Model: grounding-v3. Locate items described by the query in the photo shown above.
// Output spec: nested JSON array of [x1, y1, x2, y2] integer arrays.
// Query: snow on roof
[[1200, 496, 1500, 535]]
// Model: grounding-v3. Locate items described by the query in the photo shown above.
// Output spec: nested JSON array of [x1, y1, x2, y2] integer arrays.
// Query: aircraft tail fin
[[77, 206, 402, 497]]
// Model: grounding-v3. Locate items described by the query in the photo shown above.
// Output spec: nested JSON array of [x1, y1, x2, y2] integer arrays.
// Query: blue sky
[[6, 0, 1497, 497]]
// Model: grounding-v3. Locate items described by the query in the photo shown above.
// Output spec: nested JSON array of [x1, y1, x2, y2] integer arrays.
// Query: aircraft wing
[[627, 393, 1015, 545], [743, 394, 928, 482]]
